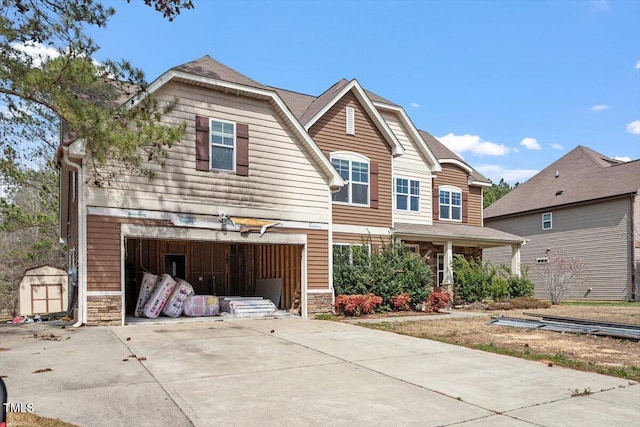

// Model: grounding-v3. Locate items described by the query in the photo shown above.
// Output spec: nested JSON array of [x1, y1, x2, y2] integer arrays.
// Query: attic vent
[[555, 190, 563, 196], [346, 106, 355, 135]]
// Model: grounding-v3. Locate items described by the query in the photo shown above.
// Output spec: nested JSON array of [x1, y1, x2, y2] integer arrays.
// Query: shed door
[[31, 284, 63, 314]]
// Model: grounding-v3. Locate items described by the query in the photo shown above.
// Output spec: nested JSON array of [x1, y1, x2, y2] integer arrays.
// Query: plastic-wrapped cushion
[[134, 272, 158, 317], [183, 295, 220, 317], [162, 279, 195, 318], [143, 274, 177, 318]]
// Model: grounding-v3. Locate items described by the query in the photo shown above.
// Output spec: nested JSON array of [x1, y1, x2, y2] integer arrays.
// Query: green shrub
[[487, 276, 510, 301], [451, 256, 535, 303], [451, 255, 495, 303], [506, 275, 534, 298], [333, 239, 432, 310]]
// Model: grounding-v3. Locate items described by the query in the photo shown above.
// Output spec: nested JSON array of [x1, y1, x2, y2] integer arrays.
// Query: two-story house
[[58, 55, 524, 325], [484, 146, 640, 301]]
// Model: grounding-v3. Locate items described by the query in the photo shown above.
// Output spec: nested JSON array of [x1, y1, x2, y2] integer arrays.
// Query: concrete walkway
[[1, 318, 637, 426]]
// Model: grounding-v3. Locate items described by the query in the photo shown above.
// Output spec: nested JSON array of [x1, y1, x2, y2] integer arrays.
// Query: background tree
[[0, 158, 64, 316], [483, 178, 518, 208], [0, 0, 193, 316]]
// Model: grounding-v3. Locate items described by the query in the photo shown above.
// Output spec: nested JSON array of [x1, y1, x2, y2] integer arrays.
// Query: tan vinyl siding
[[86, 81, 329, 223], [484, 197, 634, 300], [382, 111, 433, 225], [87, 216, 121, 292], [306, 229, 329, 290], [434, 164, 482, 226], [309, 92, 392, 228]]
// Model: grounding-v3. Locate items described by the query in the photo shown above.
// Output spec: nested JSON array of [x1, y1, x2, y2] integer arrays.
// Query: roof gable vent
[[346, 106, 355, 135], [555, 190, 563, 196]]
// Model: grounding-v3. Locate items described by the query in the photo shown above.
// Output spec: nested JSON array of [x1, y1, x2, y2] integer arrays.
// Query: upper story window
[[195, 116, 249, 176], [395, 177, 420, 212], [542, 212, 552, 230], [210, 119, 235, 171], [331, 153, 369, 206], [439, 187, 462, 221]]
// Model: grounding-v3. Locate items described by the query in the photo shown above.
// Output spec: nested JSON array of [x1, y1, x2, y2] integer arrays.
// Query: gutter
[[60, 147, 86, 327]]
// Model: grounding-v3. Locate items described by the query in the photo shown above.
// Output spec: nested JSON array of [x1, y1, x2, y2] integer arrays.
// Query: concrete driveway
[[1, 317, 637, 426]]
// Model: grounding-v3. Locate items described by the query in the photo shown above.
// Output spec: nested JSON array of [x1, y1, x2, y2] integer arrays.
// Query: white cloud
[[591, 0, 610, 12], [437, 133, 510, 157], [410, 102, 419, 108], [475, 164, 539, 185], [635, 60, 640, 70], [551, 143, 564, 150], [626, 120, 640, 135], [10, 41, 60, 67], [614, 156, 631, 162], [520, 137, 541, 150], [590, 104, 609, 111], [513, 147, 520, 153]]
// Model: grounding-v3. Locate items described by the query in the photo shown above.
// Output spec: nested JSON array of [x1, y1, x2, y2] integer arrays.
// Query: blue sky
[[92, 0, 639, 184]]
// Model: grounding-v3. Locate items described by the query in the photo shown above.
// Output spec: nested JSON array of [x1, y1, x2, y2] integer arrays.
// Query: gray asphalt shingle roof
[[394, 222, 523, 245], [484, 146, 640, 219], [170, 56, 488, 186]]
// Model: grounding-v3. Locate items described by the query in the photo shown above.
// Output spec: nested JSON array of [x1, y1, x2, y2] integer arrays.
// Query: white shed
[[19, 266, 68, 316]]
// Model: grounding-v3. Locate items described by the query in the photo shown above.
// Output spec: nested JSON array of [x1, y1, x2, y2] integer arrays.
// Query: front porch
[[394, 222, 524, 297]]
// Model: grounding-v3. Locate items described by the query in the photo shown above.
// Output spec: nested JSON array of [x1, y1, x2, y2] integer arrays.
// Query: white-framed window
[[346, 106, 355, 135], [395, 177, 420, 212], [331, 153, 369, 206], [333, 243, 371, 265], [542, 212, 552, 230], [210, 119, 235, 171], [437, 253, 444, 287], [439, 186, 462, 221]]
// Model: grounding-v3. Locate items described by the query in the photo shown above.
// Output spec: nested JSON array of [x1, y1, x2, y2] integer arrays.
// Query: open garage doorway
[[124, 239, 303, 317]]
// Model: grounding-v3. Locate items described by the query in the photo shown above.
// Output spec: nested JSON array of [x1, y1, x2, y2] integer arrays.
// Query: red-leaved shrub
[[424, 292, 451, 313], [389, 293, 412, 311], [335, 294, 383, 316]]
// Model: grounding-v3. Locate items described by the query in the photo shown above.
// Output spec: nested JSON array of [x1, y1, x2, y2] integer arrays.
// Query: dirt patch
[[362, 305, 640, 376]]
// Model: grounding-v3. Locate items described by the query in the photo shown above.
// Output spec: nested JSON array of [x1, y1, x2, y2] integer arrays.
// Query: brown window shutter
[[432, 184, 439, 221], [236, 123, 249, 176], [462, 191, 469, 223], [370, 161, 379, 209], [195, 116, 210, 171]]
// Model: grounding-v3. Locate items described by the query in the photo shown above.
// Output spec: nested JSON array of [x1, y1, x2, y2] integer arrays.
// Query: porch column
[[511, 244, 521, 278], [443, 240, 454, 284]]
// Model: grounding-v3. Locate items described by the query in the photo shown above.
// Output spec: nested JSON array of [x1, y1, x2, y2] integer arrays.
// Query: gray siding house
[[483, 146, 640, 301]]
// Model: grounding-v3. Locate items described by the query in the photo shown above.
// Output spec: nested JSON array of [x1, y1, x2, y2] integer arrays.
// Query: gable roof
[[172, 55, 267, 90], [484, 146, 640, 219], [301, 79, 405, 156], [128, 55, 345, 189], [419, 130, 491, 185]]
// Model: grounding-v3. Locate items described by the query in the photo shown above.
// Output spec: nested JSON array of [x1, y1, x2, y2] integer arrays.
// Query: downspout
[[631, 193, 637, 301], [61, 147, 86, 327], [328, 188, 335, 310]]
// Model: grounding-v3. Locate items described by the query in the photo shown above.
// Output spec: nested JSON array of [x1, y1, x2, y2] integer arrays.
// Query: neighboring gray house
[[484, 146, 640, 301]]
